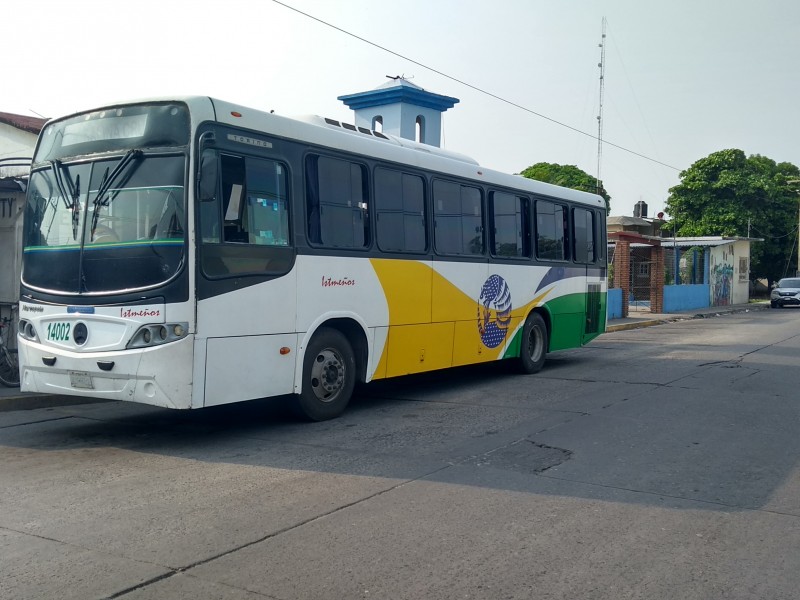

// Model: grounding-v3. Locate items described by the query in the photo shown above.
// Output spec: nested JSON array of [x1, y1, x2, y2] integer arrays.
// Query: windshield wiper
[[90, 149, 142, 240], [71, 174, 81, 239], [50, 160, 81, 240]]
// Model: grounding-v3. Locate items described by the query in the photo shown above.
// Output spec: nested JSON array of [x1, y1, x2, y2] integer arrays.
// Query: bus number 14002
[[47, 322, 71, 342]]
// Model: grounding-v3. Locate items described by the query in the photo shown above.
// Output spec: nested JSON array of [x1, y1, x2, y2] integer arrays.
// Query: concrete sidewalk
[[0, 301, 772, 411], [604, 301, 770, 332]]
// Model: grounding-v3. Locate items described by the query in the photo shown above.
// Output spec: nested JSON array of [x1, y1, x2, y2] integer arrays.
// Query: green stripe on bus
[[23, 239, 184, 252]]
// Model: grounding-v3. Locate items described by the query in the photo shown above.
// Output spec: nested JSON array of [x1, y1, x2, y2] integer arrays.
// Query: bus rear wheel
[[293, 328, 356, 421], [517, 312, 547, 374]]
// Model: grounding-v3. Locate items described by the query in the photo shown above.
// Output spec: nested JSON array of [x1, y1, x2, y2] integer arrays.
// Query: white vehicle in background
[[770, 278, 800, 308]]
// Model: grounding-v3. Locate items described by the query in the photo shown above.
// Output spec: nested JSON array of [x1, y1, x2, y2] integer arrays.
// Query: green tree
[[520, 162, 610, 212], [665, 149, 800, 286]]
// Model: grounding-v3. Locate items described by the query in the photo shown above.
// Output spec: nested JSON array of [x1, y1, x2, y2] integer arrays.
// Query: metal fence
[[607, 243, 711, 314], [664, 246, 707, 286]]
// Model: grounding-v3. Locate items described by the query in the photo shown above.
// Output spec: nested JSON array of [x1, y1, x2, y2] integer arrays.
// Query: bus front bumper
[[19, 336, 194, 410]]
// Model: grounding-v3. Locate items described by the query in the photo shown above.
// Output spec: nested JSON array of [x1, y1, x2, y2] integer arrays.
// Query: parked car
[[770, 278, 800, 308]]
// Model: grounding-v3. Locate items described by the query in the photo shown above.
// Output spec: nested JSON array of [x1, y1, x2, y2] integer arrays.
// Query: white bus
[[18, 97, 607, 420]]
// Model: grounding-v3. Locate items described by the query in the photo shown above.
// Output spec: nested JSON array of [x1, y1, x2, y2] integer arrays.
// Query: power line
[[749, 222, 799, 240], [270, 0, 681, 172]]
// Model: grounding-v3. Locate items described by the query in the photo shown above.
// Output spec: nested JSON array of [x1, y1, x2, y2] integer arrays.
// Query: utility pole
[[789, 180, 800, 277], [596, 17, 607, 197]]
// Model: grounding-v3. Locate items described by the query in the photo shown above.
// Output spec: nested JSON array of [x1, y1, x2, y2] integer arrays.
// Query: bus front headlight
[[19, 319, 39, 342], [127, 322, 189, 349]]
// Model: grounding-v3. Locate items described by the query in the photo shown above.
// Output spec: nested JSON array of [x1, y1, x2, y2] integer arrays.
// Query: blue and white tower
[[338, 78, 459, 148]]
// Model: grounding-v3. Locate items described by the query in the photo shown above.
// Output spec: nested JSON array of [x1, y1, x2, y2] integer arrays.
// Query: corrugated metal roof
[[663, 236, 762, 247], [607, 216, 652, 226], [610, 236, 762, 249], [660, 239, 732, 248]]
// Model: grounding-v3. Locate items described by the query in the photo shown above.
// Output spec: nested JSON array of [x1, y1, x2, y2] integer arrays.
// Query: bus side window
[[595, 209, 606, 262], [375, 168, 426, 253], [244, 157, 289, 246], [490, 191, 530, 258], [573, 207, 595, 263], [200, 152, 292, 278], [433, 180, 484, 256], [535, 199, 566, 261], [210, 155, 290, 246], [306, 155, 369, 248]]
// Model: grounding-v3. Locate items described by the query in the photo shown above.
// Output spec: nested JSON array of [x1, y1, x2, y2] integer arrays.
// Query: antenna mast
[[596, 17, 607, 196]]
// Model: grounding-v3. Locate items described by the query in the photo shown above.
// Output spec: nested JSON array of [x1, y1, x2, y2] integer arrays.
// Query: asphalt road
[[2, 309, 800, 600]]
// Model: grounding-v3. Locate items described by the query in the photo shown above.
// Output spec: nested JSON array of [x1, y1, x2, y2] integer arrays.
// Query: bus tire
[[517, 312, 547, 374], [293, 328, 356, 421]]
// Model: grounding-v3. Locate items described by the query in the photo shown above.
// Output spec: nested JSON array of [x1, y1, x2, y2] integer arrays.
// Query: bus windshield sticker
[[225, 184, 243, 221]]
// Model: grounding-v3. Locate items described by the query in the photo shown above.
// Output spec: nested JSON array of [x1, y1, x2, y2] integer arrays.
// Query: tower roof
[[338, 78, 459, 112]]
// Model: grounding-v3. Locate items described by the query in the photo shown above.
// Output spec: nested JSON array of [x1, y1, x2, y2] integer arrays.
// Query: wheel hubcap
[[310, 348, 345, 402], [528, 328, 543, 362]]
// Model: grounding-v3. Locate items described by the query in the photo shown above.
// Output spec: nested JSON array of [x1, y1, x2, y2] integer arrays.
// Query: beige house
[[608, 211, 760, 316]]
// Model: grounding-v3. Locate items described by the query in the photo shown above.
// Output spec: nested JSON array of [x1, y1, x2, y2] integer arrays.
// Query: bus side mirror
[[198, 149, 218, 202]]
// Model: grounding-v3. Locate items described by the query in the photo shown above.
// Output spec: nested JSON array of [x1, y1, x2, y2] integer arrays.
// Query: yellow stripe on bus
[[369, 259, 553, 379]]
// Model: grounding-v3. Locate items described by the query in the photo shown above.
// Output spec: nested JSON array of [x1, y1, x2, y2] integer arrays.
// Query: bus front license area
[[69, 371, 94, 390]]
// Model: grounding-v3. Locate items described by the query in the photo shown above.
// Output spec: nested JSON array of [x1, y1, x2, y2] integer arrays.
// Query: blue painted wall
[[663, 284, 710, 312], [607, 288, 624, 320]]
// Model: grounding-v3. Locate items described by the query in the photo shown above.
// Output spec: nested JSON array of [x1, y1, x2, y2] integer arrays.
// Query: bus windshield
[[23, 154, 186, 294]]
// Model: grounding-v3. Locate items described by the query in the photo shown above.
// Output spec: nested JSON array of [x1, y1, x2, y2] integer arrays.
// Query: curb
[[605, 303, 770, 334], [605, 319, 667, 332], [0, 392, 109, 413]]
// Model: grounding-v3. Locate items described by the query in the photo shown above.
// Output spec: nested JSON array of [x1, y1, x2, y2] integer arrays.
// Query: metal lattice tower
[[596, 17, 607, 196]]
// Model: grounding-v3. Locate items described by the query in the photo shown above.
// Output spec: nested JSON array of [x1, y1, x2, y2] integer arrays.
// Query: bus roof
[[209, 97, 604, 209], [42, 95, 606, 210]]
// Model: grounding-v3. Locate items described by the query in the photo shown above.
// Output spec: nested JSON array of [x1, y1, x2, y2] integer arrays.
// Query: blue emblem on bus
[[67, 306, 96, 314], [478, 274, 512, 348]]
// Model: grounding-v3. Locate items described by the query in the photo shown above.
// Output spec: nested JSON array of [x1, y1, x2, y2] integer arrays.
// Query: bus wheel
[[294, 328, 356, 421], [517, 312, 547, 374]]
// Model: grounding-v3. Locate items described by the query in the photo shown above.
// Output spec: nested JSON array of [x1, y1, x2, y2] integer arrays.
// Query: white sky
[[6, 0, 799, 218]]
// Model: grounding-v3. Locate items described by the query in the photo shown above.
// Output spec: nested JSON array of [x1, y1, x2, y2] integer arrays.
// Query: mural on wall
[[711, 263, 734, 306]]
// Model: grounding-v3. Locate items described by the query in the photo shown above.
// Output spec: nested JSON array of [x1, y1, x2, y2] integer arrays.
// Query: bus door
[[584, 282, 602, 341], [574, 207, 603, 343], [196, 146, 297, 406]]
